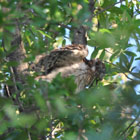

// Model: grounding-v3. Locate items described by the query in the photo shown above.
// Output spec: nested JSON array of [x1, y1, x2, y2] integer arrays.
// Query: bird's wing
[[41, 44, 88, 74]]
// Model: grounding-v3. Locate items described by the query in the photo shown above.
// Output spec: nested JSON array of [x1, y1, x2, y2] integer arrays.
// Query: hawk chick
[[35, 44, 105, 92]]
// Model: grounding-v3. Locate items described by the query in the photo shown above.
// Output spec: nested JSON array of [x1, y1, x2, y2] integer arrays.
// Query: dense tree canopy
[[0, 0, 140, 139]]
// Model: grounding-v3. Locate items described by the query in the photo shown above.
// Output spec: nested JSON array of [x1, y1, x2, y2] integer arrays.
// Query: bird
[[35, 44, 106, 92]]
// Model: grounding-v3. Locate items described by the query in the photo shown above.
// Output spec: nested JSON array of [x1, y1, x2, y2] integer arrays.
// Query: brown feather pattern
[[35, 44, 105, 92]]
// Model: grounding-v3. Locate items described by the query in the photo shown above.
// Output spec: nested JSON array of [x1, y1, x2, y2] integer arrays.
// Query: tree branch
[[120, 112, 140, 138], [72, 26, 87, 45], [104, 60, 140, 82], [92, 0, 125, 17]]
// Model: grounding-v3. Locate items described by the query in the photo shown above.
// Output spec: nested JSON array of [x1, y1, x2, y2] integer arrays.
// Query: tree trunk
[[4, 20, 28, 102]]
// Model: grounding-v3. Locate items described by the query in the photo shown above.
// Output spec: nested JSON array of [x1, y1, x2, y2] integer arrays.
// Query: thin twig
[[5, 85, 11, 97], [46, 121, 61, 140], [27, 129, 32, 140], [81, 134, 88, 140], [120, 112, 140, 138], [104, 60, 140, 82], [44, 83, 53, 140], [93, 0, 125, 17], [59, 23, 71, 30], [88, 0, 125, 22], [9, 66, 18, 92], [105, 49, 113, 55], [125, 121, 140, 139], [122, 72, 134, 81], [9, 66, 24, 111]]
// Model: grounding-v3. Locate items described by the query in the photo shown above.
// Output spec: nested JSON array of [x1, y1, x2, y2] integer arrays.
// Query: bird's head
[[94, 59, 106, 81], [86, 58, 106, 81]]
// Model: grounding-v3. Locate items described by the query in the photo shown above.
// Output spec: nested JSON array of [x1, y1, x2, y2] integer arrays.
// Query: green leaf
[[100, 28, 111, 34], [30, 5, 45, 16], [62, 39, 66, 46], [7, 61, 19, 67], [34, 92, 47, 111], [131, 66, 136, 72], [99, 49, 105, 60], [55, 98, 68, 115], [91, 48, 99, 58], [38, 30, 52, 39], [119, 53, 129, 71], [135, 57, 140, 60], [110, 50, 120, 62], [0, 47, 5, 58], [63, 132, 77, 140], [128, 56, 134, 70], [93, 31, 115, 49], [87, 39, 96, 47], [124, 51, 137, 57]]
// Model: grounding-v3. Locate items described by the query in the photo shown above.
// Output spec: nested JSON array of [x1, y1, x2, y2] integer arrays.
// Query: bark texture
[[72, 26, 87, 45], [4, 21, 28, 97]]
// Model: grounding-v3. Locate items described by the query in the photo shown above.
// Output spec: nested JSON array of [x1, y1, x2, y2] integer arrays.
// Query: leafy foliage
[[0, 0, 140, 139]]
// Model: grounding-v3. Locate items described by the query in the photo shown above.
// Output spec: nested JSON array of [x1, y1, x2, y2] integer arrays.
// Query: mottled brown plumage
[[35, 44, 105, 92], [31, 44, 88, 74], [43, 44, 88, 74]]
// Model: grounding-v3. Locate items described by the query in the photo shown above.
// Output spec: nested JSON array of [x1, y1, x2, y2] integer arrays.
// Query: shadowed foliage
[[0, 0, 140, 139]]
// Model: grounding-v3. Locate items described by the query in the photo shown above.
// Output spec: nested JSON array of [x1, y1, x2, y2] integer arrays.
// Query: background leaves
[[0, 0, 140, 140]]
